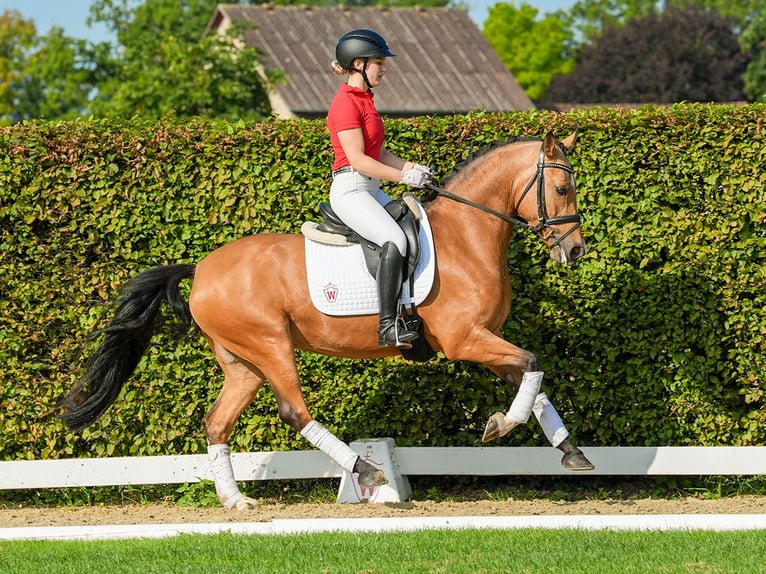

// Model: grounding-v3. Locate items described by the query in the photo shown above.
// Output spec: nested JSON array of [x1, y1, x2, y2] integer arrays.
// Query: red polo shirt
[[327, 83, 384, 172]]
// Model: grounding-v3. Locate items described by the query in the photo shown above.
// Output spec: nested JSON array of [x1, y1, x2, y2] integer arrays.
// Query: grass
[[1, 528, 765, 573], [2, 476, 765, 573]]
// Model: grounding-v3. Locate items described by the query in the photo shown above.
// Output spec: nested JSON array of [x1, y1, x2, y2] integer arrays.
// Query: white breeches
[[329, 170, 407, 257]]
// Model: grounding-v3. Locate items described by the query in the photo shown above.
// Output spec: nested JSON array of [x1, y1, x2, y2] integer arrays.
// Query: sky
[[0, 0, 576, 43]]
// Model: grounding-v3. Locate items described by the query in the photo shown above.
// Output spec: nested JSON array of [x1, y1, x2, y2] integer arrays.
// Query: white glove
[[413, 164, 433, 177], [400, 164, 433, 188]]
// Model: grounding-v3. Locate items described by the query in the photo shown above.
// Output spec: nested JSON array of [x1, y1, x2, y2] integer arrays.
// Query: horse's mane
[[440, 136, 540, 186], [439, 135, 572, 187]]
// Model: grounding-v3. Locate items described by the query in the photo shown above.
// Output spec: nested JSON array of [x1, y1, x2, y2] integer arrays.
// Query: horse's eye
[[555, 185, 568, 196]]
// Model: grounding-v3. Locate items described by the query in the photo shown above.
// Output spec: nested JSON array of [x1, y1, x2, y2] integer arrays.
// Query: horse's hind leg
[[259, 346, 388, 490], [203, 344, 265, 510]]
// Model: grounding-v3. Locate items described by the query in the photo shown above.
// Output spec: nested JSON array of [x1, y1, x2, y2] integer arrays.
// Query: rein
[[425, 145, 582, 249]]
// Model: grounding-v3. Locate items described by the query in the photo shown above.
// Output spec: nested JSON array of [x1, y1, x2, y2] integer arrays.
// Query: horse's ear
[[543, 130, 557, 156], [561, 131, 577, 154]]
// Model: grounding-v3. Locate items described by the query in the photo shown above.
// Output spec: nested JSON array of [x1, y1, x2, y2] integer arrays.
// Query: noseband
[[426, 144, 582, 249]]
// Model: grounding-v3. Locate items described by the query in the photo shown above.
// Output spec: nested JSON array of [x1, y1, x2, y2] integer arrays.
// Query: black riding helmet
[[335, 29, 396, 89]]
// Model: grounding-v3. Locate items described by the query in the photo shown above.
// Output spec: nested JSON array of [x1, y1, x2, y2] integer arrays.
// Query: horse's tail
[[59, 263, 196, 431]]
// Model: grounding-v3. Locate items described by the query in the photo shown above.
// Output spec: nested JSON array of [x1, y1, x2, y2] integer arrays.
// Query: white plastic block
[[337, 438, 412, 503]]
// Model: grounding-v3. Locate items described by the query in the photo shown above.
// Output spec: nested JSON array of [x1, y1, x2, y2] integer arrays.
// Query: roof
[[206, 4, 534, 118]]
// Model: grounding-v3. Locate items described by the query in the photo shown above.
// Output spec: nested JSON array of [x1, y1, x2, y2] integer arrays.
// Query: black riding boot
[[377, 242, 419, 348]]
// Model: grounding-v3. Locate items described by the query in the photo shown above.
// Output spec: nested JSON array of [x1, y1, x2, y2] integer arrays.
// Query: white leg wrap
[[208, 444, 243, 509], [532, 392, 569, 448], [300, 420, 358, 474], [505, 371, 543, 424]]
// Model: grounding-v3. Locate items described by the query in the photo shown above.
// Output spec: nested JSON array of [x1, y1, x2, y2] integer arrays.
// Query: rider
[[327, 28, 433, 349]]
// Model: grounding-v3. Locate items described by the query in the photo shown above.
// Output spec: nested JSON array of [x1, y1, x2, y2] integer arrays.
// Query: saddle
[[301, 193, 436, 362], [313, 194, 422, 281]]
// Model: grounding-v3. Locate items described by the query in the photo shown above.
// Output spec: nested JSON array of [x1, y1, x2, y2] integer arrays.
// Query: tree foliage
[[543, 6, 748, 104], [561, 0, 762, 41], [88, 0, 278, 120], [478, 0, 759, 104], [268, 0, 449, 5], [483, 3, 574, 101], [0, 10, 105, 123], [739, 9, 766, 101], [0, 1, 277, 123]]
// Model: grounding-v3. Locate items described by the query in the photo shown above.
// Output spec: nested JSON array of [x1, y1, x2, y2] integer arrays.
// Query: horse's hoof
[[358, 468, 388, 488], [354, 458, 389, 488], [232, 496, 260, 511], [562, 450, 595, 471], [481, 412, 519, 443], [356, 462, 388, 488]]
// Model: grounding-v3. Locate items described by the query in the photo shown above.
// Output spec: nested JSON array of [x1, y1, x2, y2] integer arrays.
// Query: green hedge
[[1, 104, 764, 461]]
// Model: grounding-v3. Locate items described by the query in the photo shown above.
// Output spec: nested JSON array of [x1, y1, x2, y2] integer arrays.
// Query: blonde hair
[[330, 60, 347, 76]]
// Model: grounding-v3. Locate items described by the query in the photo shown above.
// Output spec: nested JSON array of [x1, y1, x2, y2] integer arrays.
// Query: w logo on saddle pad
[[303, 200, 436, 316]]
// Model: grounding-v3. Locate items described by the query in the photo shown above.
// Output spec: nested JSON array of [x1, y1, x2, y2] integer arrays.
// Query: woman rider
[[327, 29, 433, 349]]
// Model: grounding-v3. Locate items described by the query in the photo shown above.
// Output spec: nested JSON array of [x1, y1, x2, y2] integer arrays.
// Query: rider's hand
[[413, 164, 433, 177], [400, 165, 433, 188]]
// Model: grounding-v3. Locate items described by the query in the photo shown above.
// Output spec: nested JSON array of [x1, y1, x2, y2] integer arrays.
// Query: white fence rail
[[2, 446, 766, 491]]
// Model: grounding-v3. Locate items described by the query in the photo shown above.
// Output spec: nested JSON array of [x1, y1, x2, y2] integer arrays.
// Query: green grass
[[1, 528, 764, 573], [2, 476, 764, 573]]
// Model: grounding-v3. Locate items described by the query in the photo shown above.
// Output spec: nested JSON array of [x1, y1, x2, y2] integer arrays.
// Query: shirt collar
[[340, 83, 373, 97]]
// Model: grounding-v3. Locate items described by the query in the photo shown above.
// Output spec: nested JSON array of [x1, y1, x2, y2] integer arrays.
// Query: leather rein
[[425, 145, 582, 249]]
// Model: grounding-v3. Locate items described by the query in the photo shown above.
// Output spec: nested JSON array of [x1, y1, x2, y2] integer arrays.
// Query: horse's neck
[[427, 183, 515, 271], [429, 141, 538, 266]]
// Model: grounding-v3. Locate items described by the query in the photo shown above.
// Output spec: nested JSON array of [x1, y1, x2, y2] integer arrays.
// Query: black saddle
[[316, 198, 421, 281]]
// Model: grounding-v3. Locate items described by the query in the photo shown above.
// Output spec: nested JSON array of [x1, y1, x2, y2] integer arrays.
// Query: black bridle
[[425, 145, 582, 249]]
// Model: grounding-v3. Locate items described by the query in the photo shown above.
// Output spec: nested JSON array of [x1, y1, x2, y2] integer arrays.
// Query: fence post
[[336, 438, 412, 503]]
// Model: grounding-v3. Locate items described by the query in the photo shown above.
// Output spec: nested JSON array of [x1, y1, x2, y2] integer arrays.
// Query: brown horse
[[60, 130, 594, 510]]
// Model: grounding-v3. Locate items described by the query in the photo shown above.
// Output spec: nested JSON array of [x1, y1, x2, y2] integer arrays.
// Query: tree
[[0, 10, 103, 123], [267, 0, 449, 6], [554, 0, 763, 102], [739, 9, 766, 101], [483, 3, 574, 102], [0, 10, 36, 123], [88, 0, 278, 120], [560, 0, 762, 41], [542, 6, 748, 104]]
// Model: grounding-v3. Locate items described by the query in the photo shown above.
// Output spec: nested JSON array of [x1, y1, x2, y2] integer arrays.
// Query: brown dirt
[[2, 496, 765, 528]]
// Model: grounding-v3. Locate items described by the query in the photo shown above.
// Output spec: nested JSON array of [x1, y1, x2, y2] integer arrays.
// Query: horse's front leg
[[481, 370, 543, 441], [481, 368, 594, 470], [530, 392, 594, 471], [446, 330, 594, 471]]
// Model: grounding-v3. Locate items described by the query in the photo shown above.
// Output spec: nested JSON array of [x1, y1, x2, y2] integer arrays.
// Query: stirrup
[[378, 320, 418, 349]]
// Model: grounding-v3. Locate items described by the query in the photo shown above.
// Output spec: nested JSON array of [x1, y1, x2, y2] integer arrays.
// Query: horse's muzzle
[[550, 237, 587, 266]]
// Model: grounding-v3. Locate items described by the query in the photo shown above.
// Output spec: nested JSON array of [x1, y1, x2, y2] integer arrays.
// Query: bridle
[[425, 144, 582, 249]]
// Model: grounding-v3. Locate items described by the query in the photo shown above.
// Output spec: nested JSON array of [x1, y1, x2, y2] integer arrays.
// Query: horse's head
[[513, 131, 586, 266]]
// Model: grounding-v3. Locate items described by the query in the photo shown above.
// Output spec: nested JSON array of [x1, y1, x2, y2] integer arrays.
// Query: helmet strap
[[350, 58, 373, 91], [361, 58, 373, 90]]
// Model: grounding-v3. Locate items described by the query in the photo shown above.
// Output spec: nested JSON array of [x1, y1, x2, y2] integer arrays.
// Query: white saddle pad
[[305, 202, 436, 316]]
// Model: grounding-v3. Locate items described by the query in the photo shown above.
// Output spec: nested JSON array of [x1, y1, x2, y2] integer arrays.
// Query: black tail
[[59, 264, 196, 431]]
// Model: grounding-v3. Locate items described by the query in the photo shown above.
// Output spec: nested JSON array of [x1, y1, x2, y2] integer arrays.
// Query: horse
[[60, 130, 594, 510]]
